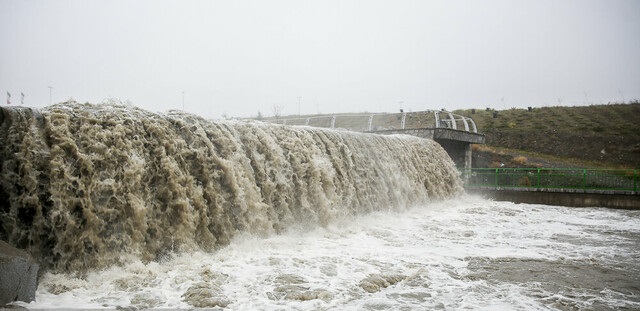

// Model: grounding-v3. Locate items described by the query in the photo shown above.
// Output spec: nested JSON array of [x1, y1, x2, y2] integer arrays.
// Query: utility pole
[[583, 92, 589, 104], [297, 96, 302, 115], [48, 86, 53, 105]]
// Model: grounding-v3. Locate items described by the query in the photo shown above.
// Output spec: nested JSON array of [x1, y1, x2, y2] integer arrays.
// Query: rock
[[359, 273, 406, 293], [0, 241, 39, 305], [182, 282, 230, 308]]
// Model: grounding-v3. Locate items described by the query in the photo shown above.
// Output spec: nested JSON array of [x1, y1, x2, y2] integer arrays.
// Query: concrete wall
[[0, 241, 39, 305], [466, 188, 640, 209]]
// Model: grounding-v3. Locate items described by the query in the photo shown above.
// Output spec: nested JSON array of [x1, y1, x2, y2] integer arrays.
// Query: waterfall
[[0, 102, 462, 272]]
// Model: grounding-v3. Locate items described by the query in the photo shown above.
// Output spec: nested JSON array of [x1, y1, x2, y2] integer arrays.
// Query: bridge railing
[[269, 110, 479, 133], [461, 168, 638, 193]]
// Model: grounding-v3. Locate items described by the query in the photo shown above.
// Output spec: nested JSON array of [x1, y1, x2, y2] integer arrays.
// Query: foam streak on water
[[20, 196, 640, 310]]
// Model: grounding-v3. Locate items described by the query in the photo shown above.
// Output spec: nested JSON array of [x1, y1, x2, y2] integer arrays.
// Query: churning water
[[1, 103, 638, 310], [16, 198, 640, 310]]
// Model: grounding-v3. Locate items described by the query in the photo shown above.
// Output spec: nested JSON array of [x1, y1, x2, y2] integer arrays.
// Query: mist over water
[[0, 102, 461, 272]]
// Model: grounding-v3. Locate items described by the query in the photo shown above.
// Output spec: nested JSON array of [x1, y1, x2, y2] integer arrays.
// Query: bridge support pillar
[[434, 139, 473, 170], [465, 143, 472, 169]]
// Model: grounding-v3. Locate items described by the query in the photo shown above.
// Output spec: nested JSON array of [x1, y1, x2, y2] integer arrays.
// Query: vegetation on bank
[[453, 102, 640, 169]]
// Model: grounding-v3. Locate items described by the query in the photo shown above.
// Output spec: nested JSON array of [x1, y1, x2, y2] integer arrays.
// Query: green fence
[[461, 168, 638, 192]]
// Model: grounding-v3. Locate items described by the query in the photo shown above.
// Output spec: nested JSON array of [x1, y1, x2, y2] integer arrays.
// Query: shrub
[[511, 156, 528, 166], [518, 176, 532, 186]]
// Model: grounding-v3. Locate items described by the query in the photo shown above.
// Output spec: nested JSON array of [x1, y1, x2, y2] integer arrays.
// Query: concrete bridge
[[270, 110, 485, 169]]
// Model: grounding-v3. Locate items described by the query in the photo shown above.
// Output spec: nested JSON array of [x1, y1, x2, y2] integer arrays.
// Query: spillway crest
[[0, 102, 462, 272]]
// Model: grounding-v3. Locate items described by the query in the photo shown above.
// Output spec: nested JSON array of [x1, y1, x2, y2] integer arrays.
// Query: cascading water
[[0, 102, 462, 273]]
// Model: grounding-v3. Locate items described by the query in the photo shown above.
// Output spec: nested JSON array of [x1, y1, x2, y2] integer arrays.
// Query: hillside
[[453, 102, 640, 168]]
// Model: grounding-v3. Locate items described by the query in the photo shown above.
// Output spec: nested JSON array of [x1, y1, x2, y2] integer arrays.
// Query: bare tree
[[272, 105, 283, 120]]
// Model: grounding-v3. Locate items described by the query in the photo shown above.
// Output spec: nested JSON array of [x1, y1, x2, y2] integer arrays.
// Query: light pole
[[48, 86, 53, 105]]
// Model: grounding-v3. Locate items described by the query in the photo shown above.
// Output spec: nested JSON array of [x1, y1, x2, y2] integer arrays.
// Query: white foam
[[18, 195, 640, 310]]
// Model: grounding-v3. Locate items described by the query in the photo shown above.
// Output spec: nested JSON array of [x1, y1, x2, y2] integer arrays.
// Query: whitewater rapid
[[15, 196, 640, 310]]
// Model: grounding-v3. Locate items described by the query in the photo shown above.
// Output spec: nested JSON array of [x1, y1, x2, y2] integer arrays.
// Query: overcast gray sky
[[1, 0, 639, 119]]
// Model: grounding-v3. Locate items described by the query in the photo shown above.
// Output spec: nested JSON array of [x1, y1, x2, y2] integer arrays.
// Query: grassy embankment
[[453, 102, 640, 169]]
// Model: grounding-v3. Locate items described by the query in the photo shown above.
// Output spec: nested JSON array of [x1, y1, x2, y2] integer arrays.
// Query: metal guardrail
[[269, 110, 479, 133], [461, 168, 639, 193]]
